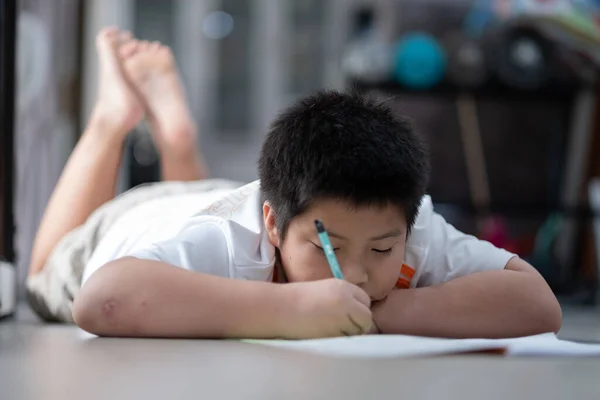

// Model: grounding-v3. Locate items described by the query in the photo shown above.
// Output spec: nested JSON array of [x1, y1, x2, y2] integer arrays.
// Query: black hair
[[258, 89, 430, 240]]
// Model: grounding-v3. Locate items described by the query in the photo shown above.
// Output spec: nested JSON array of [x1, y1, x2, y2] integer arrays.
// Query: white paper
[[244, 333, 600, 358]]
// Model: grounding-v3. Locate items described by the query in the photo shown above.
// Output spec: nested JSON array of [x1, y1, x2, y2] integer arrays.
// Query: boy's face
[[264, 199, 407, 301]]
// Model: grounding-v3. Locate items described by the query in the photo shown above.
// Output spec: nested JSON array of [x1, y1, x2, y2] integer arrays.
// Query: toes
[[118, 30, 133, 43], [158, 46, 173, 59], [124, 40, 165, 55], [96, 27, 119, 48], [99, 26, 118, 38], [119, 41, 139, 58], [96, 28, 126, 58], [150, 41, 161, 52], [139, 41, 151, 52]]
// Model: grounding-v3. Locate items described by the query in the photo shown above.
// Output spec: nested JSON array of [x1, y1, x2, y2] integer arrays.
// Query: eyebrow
[[326, 229, 403, 241]]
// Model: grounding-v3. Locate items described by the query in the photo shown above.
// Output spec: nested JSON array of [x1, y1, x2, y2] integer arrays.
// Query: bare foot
[[122, 40, 197, 158], [92, 27, 144, 135]]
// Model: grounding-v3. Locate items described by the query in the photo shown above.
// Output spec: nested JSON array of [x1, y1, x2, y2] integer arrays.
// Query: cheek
[[280, 242, 330, 282], [370, 251, 405, 290]]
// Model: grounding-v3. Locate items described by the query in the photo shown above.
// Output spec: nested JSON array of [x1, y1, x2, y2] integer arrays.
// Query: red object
[[480, 216, 510, 249]]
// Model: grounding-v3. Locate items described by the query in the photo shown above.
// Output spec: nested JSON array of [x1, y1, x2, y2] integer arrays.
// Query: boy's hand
[[367, 319, 381, 334], [281, 279, 373, 339]]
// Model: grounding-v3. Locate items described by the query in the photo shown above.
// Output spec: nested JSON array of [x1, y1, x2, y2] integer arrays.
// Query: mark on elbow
[[101, 298, 120, 320], [90, 297, 124, 335], [73, 294, 123, 336]]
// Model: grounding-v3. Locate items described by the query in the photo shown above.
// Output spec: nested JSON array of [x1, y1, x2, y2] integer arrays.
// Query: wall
[[14, 0, 82, 291]]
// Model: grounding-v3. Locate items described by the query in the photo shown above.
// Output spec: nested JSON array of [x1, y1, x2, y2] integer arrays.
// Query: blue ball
[[394, 33, 447, 89]]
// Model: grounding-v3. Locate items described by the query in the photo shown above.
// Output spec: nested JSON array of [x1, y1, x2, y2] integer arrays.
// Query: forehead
[[293, 198, 407, 231]]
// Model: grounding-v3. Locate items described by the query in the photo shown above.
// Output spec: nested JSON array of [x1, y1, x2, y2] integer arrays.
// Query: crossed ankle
[[152, 119, 198, 153], [88, 108, 136, 138], [158, 143, 199, 163]]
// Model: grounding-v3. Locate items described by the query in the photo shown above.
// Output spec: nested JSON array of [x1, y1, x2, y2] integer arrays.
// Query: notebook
[[244, 333, 600, 358]]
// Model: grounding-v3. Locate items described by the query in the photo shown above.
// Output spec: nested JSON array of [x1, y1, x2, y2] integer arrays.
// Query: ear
[[263, 201, 281, 247]]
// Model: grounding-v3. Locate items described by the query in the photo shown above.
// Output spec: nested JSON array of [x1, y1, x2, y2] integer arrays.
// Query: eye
[[311, 243, 339, 251], [372, 248, 393, 255]]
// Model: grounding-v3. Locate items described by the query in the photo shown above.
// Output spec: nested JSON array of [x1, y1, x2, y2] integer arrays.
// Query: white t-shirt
[[82, 180, 516, 287]]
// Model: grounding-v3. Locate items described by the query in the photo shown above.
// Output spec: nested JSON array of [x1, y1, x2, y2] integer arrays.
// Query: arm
[[372, 257, 562, 338], [73, 257, 374, 339], [74, 219, 374, 339], [73, 257, 292, 338]]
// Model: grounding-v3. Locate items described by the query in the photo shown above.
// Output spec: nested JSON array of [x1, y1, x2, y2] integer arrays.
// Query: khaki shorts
[[26, 179, 243, 323]]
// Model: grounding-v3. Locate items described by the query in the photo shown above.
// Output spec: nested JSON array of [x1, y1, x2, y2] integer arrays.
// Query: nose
[[342, 261, 368, 286]]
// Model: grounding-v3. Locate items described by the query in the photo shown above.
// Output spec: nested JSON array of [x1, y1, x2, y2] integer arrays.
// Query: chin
[[370, 286, 397, 302], [370, 293, 389, 302]]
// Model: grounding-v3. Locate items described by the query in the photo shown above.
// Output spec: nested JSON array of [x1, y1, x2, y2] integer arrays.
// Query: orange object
[[401, 264, 415, 279], [396, 277, 411, 289]]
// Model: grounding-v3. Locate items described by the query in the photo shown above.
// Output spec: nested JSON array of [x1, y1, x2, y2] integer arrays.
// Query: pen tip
[[314, 219, 325, 233]]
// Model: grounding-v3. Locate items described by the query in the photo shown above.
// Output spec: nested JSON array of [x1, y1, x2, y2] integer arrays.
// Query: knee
[[26, 274, 73, 323]]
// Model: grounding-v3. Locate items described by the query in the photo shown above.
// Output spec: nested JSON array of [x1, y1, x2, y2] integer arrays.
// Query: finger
[[350, 285, 371, 308], [339, 321, 362, 337], [347, 302, 373, 335], [369, 319, 381, 334], [347, 314, 367, 335]]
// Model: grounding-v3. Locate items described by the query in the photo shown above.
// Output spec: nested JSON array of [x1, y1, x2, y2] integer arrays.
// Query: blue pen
[[314, 220, 344, 280]]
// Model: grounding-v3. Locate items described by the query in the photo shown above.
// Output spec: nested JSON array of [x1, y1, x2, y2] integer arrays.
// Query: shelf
[[351, 78, 582, 102]]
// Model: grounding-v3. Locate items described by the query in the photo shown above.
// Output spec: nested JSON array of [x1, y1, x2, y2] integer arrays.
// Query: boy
[[27, 28, 561, 339]]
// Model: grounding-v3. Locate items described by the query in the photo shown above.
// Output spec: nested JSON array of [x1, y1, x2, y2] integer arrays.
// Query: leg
[[29, 28, 144, 276], [121, 40, 209, 181]]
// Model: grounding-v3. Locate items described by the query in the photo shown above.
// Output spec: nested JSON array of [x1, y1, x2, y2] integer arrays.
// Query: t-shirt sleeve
[[414, 200, 516, 287], [126, 221, 232, 278]]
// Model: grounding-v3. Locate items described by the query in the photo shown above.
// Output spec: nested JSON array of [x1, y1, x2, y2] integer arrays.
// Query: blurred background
[[3, 0, 600, 314]]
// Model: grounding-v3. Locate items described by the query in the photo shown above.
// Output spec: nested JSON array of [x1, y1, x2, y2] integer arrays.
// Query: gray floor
[[557, 306, 600, 343], [1, 304, 600, 400]]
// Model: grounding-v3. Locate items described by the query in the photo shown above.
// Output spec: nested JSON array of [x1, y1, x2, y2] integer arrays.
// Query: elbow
[[546, 297, 563, 334], [72, 290, 122, 337], [534, 292, 563, 335], [72, 261, 132, 336]]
